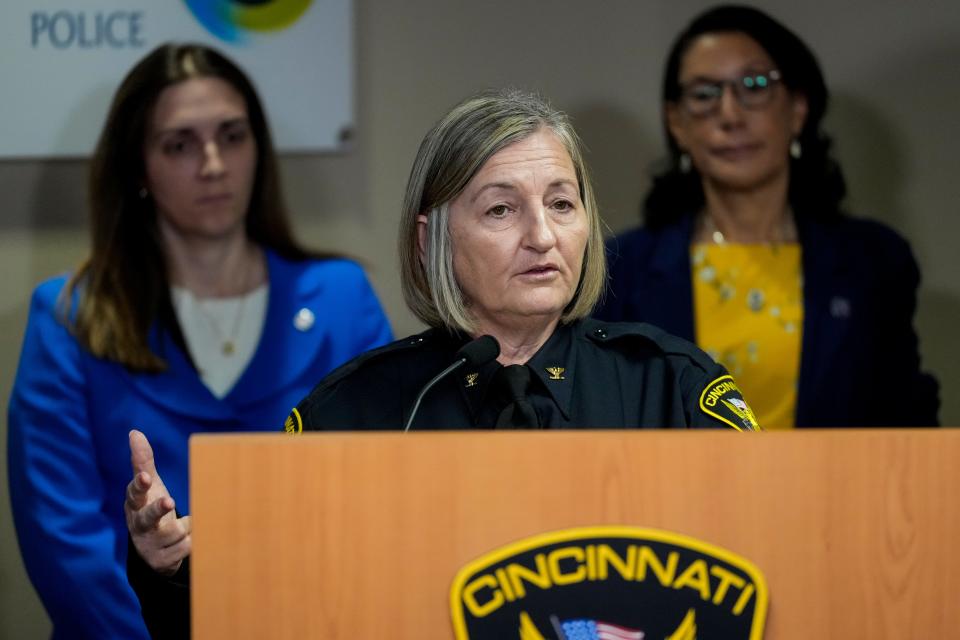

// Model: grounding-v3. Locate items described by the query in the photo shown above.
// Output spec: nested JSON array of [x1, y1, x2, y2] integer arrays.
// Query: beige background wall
[[2, 1, 958, 636]]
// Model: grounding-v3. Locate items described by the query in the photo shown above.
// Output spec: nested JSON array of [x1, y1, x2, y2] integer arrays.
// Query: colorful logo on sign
[[450, 526, 768, 639], [183, 0, 313, 42]]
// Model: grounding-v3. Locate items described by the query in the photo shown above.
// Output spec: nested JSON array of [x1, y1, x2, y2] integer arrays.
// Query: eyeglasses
[[678, 69, 782, 116]]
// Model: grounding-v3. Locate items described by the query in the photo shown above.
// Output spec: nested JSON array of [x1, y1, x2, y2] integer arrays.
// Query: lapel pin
[[829, 296, 851, 318], [294, 308, 315, 331]]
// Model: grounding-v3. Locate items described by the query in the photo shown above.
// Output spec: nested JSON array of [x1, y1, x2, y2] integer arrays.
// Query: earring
[[678, 152, 692, 174], [789, 139, 802, 160], [138, 187, 149, 199]]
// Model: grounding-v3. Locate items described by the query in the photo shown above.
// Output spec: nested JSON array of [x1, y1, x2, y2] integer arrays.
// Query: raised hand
[[124, 430, 192, 576]]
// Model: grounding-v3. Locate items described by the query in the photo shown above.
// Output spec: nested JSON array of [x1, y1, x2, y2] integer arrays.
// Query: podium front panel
[[190, 429, 959, 638]]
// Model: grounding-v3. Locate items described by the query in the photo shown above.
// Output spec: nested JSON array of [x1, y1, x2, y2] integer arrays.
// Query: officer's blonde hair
[[398, 89, 606, 333]]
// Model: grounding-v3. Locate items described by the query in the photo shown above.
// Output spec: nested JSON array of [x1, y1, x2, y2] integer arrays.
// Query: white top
[[171, 284, 269, 399]]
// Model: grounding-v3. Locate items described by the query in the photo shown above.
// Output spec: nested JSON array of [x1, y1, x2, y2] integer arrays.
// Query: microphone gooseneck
[[402, 335, 500, 433]]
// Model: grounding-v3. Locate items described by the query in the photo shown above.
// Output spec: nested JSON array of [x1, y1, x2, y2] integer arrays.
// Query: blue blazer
[[7, 251, 393, 639], [595, 213, 939, 427]]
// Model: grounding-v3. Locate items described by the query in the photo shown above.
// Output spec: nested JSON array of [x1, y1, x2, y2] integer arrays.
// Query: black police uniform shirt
[[128, 318, 760, 638], [285, 318, 760, 433]]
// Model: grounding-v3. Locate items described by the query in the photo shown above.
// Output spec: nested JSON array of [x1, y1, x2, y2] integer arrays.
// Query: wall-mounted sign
[[0, 0, 352, 158], [451, 526, 768, 639]]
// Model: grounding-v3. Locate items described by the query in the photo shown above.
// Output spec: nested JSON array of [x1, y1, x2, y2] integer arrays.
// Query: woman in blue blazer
[[7, 44, 392, 639], [596, 6, 938, 427]]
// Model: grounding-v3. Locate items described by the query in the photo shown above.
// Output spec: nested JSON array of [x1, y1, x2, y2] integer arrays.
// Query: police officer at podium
[[125, 89, 759, 637]]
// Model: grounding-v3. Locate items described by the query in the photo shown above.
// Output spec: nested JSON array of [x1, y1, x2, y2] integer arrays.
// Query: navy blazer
[[595, 213, 939, 427]]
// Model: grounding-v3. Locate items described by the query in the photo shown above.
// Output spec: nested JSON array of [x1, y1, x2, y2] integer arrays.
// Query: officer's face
[[445, 128, 589, 332]]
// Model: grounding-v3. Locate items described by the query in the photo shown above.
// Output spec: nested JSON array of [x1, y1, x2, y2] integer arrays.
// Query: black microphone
[[402, 335, 500, 432]]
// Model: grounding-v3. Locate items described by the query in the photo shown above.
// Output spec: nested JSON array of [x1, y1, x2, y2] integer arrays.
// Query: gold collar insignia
[[545, 366, 565, 381]]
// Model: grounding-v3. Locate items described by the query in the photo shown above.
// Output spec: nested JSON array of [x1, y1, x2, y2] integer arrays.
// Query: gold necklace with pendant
[[196, 292, 248, 357], [193, 256, 255, 357]]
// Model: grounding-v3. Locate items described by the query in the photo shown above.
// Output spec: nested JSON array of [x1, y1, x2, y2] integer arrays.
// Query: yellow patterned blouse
[[691, 243, 803, 429]]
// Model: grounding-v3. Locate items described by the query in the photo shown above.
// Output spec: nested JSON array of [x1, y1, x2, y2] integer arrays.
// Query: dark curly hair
[[644, 4, 846, 227]]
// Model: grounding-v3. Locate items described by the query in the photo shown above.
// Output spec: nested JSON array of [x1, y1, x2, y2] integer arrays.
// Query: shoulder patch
[[283, 407, 303, 435], [698, 375, 761, 432]]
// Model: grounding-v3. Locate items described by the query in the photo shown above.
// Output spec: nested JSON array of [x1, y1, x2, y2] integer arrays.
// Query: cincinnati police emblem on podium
[[450, 526, 767, 639]]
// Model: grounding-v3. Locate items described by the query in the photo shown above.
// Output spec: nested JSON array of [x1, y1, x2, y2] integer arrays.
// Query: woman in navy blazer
[[7, 44, 392, 639], [596, 6, 938, 427], [600, 212, 938, 427]]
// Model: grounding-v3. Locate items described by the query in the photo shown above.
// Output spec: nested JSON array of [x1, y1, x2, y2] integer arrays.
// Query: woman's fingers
[[129, 429, 160, 479], [124, 472, 152, 511], [151, 535, 192, 576], [132, 496, 176, 534], [125, 430, 191, 574]]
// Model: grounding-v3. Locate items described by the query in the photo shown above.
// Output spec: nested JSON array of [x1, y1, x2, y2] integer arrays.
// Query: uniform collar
[[452, 332, 501, 425], [457, 321, 578, 423], [526, 320, 577, 421]]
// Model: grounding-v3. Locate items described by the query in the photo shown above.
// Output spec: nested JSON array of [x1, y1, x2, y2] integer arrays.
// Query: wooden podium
[[190, 429, 959, 638]]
